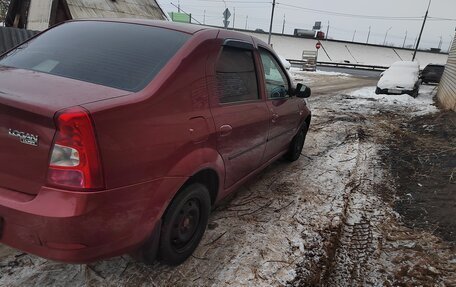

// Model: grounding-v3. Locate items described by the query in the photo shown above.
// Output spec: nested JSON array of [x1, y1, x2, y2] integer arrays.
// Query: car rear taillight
[[46, 107, 104, 190]]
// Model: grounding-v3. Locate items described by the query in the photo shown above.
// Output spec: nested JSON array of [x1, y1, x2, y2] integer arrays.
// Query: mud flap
[[0, 217, 3, 239], [131, 219, 162, 264]]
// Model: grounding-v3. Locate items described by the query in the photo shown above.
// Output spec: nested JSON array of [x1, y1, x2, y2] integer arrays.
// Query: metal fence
[[0, 26, 39, 54], [287, 59, 388, 72]]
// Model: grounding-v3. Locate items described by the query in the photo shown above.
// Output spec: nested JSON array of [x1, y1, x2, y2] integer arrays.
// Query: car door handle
[[271, 113, 279, 123], [219, 125, 233, 137]]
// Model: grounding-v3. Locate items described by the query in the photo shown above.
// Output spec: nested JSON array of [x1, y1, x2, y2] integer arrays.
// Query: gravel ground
[[0, 72, 454, 286]]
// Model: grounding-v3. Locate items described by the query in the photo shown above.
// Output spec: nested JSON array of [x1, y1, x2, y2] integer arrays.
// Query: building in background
[[437, 32, 456, 111], [5, 0, 167, 31]]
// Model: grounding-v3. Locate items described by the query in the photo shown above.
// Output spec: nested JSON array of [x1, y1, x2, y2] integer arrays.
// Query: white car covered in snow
[[376, 61, 421, 97]]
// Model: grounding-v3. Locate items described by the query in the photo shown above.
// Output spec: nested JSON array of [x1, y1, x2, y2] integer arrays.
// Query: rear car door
[[258, 47, 301, 160], [209, 41, 270, 188]]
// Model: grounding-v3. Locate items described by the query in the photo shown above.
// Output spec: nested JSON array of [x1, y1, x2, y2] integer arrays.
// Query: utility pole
[[178, 0, 181, 12], [383, 27, 392, 46], [203, 10, 206, 25], [352, 30, 357, 42], [233, 7, 236, 29], [282, 14, 286, 34], [413, 0, 432, 61], [326, 21, 330, 40], [245, 15, 248, 30], [366, 26, 371, 44], [267, 0, 276, 45], [402, 30, 408, 48]]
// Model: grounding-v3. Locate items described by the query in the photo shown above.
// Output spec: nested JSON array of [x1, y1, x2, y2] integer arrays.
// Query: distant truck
[[294, 29, 325, 40]]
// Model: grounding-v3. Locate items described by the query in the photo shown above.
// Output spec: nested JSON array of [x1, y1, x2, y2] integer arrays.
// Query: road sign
[[223, 8, 231, 29], [223, 8, 231, 20], [223, 20, 230, 28], [316, 42, 321, 49]]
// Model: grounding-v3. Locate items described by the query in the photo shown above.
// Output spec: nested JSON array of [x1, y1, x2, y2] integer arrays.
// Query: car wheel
[[285, 124, 308, 162], [375, 87, 382, 95], [410, 87, 419, 98], [158, 183, 211, 265]]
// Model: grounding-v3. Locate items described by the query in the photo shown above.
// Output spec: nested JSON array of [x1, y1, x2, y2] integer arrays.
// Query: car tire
[[158, 183, 211, 266], [375, 87, 382, 95], [409, 87, 419, 98], [284, 124, 308, 162]]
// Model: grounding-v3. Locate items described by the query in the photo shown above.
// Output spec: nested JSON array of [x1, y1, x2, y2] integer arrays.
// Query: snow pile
[[377, 61, 420, 90], [290, 67, 350, 77], [313, 70, 351, 77], [346, 85, 438, 116]]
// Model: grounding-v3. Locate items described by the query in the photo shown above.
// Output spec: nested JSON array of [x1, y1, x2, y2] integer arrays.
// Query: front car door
[[208, 40, 270, 189], [258, 47, 301, 161]]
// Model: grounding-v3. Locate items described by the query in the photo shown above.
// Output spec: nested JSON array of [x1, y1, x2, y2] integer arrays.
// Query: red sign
[[316, 42, 321, 49]]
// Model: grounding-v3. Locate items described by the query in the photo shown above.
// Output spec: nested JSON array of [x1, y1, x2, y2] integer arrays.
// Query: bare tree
[[0, 0, 10, 24]]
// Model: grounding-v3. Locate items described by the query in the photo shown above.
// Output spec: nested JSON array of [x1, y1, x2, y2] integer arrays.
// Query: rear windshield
[[0, 21, 190, 92], [424, 65, 445, 72]]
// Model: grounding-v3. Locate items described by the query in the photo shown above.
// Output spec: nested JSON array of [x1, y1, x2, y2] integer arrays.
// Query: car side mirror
[[294, 83, 311, 98]]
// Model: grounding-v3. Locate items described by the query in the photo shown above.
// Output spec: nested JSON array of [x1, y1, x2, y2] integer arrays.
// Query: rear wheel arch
[[304, 115, 311, 131], [182, 168, 220, 206], [136, 168, 220, 265]]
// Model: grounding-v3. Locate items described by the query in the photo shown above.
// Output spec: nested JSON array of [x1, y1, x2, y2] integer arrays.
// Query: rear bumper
[[0, 177, 186, 263], [422, 75, 441, 83], [375, 87, 414, 95]]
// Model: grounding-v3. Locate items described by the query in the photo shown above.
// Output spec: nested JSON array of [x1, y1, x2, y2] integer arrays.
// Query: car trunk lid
[[0, 67, 129, 195]]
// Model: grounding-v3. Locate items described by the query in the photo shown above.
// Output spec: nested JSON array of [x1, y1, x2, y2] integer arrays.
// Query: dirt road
[[0, 71, 454, 286]]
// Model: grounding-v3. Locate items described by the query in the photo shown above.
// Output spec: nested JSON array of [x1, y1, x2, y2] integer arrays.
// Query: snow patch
[[347, 85, 438, 116], [290, 67, 351, 77]]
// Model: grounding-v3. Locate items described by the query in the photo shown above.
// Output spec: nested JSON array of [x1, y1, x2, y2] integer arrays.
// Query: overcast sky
[[157, 0, 456, 51]]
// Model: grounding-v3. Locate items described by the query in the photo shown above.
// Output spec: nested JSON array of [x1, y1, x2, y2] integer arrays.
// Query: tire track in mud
[[288, 90, 387, 286], [287, 112, 381, 286], [321, 140, 383, 287]]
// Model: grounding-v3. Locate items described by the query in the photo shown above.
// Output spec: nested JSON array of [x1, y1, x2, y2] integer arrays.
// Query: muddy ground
[[381, 109, 456, 243], [0, 71, 455, 286]]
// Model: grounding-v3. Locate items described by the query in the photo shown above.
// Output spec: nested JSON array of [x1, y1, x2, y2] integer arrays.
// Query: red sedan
[[0, 19, 311, 265]]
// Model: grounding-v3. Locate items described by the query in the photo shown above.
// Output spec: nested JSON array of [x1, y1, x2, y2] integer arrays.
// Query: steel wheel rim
[[170, 198, 201, 252]]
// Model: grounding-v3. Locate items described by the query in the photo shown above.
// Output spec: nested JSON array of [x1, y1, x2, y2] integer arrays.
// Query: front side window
[[215, 46, 259, 104], [0, 21, 190, 92], [259, 48, 289, 99]]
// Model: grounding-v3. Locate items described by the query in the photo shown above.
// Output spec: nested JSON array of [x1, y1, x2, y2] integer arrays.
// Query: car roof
[[391, 61, 419, 68], [66, 19, 270, 50], [71, 18, 210, 34], [425, 64, 445, 67]]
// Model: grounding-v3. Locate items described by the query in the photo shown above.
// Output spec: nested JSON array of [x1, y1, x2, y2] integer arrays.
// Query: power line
[[428, 16, 456, 21], [276, 3, 425, 21], [189, 0, 271, 3]]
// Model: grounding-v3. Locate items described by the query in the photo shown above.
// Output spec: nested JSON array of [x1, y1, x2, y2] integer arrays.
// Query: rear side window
[[428, 65, 445, 73], [215, 46, 259, 103], [0, 21, 190, 92]]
